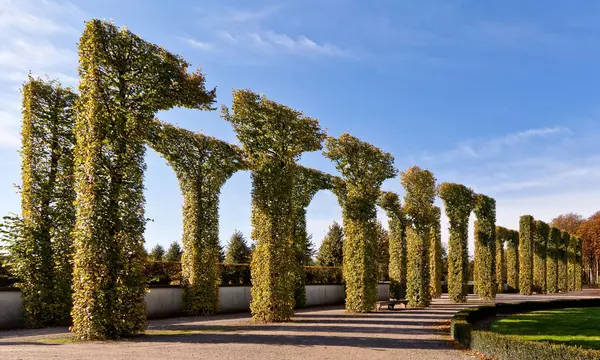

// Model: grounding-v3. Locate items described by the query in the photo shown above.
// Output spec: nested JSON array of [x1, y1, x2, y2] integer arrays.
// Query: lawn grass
[[490, 307, 600, 350]]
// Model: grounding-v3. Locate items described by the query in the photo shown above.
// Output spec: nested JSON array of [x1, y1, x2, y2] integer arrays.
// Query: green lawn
[[490, 307, 600, 350]]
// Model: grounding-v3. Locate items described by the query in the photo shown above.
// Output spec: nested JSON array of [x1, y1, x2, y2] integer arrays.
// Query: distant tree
[[316, 221, 344, 266], [551, 213, 584, 235], [577, 211, 600, 285], [225, 231, 251, 264], [150, 244, 165, 261], [304, 234, 316, 266], [219, 244, 225, 263], [164, 241, 183, 262], [376, 221, 390, 281]]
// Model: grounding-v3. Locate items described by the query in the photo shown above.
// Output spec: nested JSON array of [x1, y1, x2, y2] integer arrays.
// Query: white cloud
[[0, 0, 83, 148]]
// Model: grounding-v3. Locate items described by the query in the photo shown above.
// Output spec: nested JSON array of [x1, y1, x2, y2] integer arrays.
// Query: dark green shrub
[[220, 264, 252, 285], [533, 220, 549, 293], [568, 234, 578, 291], [473, 194, 496, 299], [547, 227, 561, 293], [14, 77, 76, 328], [378, 191, 407, 300], [145, 261, 182, 285], [305, 266, 344, 285], [519, 215, 535, 295], [438, 183, 475, 303], [501, 228, 519, 292], [558, 231, 569, 292], [325, 134, 396, 312], [402, 166, 437, 307]]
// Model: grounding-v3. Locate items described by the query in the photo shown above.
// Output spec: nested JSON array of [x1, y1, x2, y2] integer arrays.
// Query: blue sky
[[1, 0, 600, 254]]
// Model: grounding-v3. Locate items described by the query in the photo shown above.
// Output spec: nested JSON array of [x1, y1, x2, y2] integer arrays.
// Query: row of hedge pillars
[[9, 18, 585, 340], [519, 215, 582, 296]]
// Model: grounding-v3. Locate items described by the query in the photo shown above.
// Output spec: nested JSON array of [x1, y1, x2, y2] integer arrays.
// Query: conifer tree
[[164, 241, 183, 262], [316, 221, 345, 266], [225, 231, 251, 264]]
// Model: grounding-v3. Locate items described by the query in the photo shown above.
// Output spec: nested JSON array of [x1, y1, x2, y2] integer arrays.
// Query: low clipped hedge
[[145, 262, 344, 286], [451, 298, 600, 360]]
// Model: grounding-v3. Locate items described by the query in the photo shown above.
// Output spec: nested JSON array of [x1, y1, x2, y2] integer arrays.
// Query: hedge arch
[[533, 220, 549, 294], [324, 134, 396, 312], [72, 19, 216, 339], [558, 231, 569, 292], [291, 166, 333, 308], [14, 77, 77, 328], [519, 215, 535, 295], [146, 119, 246, 315], [495, 226, 506, 293], [473, 194, 496, 300], [402, 166, 437, 307], [505, 228, 519, 292], [438, 183, 475, 303], [429, 206, 443, 299], [547, 227, 561, 293], [223, 89, 325, 322], [378, 192, 406, 299]]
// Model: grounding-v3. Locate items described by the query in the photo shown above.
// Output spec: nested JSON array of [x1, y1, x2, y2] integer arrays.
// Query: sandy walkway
[[0, 289, 598, 360]]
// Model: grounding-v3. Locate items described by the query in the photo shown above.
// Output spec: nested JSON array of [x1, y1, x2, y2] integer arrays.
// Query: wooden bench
[[377, 299, 409, 310]]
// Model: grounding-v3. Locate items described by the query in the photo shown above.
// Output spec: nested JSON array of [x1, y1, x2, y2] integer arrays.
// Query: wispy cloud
[[430, 126, 571, 161], [0, 0, 83, 148], [184, 5, 352, 61]]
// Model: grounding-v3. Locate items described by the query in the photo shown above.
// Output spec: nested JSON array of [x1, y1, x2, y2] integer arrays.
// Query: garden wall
[[0, 283, 390, 329]]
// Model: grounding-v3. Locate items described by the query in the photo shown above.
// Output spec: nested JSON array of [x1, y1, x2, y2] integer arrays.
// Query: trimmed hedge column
[[430, 206, 443, 299], [438, 183, 475, 303], [495, 226, 507, 293], [72, 20, 217, 339], [576, 237, 583, 291], [147, 120, 245, 315], [473, 194, 496, 300], [519, 215, 535, 295], [15, 77, 76, 328], [402, 166, 437, 307], [505, 229, 519, 292], [291, 167, 332, 308], [378, 192, 407, 300], [558, 231, 569, 292], [546, 227, 561, 293], [325, 134, 396, 312], [533, 220, 549, 294], [224, 90, 325, 322], [568, 234, 578, 292]]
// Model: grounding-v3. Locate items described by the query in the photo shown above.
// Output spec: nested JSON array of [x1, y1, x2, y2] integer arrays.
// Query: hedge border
[[451, 298, 600, 360]]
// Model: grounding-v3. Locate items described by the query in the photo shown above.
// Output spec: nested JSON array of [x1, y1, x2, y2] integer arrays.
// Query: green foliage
[[519, 215, 535, 295], [291, 166, 333, 308], [316, 221, 345, 267], [533, 220, 549, 293], [504, 228, 519, 292], [547, 227, 561, 293], [473, 194, 496, 299], [568, 234, 578, 291], [224, 89, 325, 322], [377, 191, 407, 300], [305, 266, 344, 285], [402, 166, 436, 307], [558, 231, 569, 292], [164, 241, 183, 262], [145, 261, 182, 285], [12, 77, 76, 328], [376, 221, 390, 281], [147, 119, 245, 316], [495, 226, 507, 293], [438, 182, 475, 303], [220, 264, 252, 285], [149, 244, 166, 261], [225, 231, 251, 265], [325, 134, 396, 312], [451, 299, 600, 360], [429, 206, 443, 298], [576, 237, 583, 291], [72, 19, 216, 339]]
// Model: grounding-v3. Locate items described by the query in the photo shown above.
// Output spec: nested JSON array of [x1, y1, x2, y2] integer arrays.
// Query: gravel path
[[1, 289, 598, 360]]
